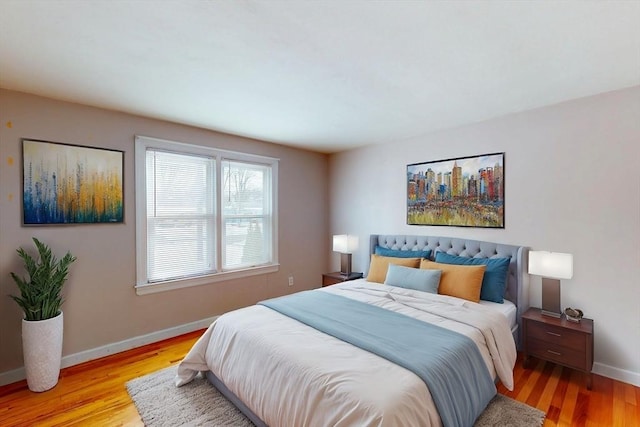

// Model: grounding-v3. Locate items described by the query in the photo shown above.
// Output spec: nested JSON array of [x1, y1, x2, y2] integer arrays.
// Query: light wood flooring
[[1, 329, 638, 426]]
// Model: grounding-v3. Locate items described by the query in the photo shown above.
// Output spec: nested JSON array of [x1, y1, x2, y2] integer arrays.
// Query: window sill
[[135, 264, 280, 295]]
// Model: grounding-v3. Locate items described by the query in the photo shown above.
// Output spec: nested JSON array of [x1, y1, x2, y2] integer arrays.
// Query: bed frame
[[205, 234, 529, 427], [370, 234, 529, 347]]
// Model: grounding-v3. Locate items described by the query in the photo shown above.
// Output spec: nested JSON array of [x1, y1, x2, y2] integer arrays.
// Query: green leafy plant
[[10, 238, 76, 321]]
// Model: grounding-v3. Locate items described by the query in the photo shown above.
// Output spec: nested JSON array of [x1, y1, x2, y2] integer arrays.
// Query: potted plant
[[9, 238, 76, 392]]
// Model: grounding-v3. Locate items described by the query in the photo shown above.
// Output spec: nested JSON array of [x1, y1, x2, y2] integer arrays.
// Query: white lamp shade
[[528, 251, 573, 279], [333, 235, 358, 253]]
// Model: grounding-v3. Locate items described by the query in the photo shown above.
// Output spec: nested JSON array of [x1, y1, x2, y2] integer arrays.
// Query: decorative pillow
[[374, 246, 432, 259], [420, 259, 485, 303], [367, 254, 421, 284], [434, 252, 511, 303], [384, 264, 441, 293]]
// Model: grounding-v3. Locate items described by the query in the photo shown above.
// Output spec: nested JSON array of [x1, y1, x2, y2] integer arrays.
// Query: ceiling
[[1, 1, 639, 153]]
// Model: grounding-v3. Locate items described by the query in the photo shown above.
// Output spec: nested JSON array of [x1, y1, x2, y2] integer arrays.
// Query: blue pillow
[[375, 246, 431, 259], [384, 264, 441, 293], [434, 252, 511, 303]]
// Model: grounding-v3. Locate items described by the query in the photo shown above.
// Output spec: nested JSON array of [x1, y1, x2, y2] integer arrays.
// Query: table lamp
[[333, 235, 358, 276], [528, 250, 573, 318]]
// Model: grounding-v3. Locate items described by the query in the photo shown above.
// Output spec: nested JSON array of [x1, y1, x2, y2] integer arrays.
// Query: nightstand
[[322, 272, 363, 287], [522, 307, 594, 389]]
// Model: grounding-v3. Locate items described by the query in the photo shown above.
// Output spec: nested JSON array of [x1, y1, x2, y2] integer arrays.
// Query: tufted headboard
[[370, 234, 529, 348]]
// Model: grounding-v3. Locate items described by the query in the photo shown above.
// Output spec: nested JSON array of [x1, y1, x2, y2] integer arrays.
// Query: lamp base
[[339, 253, 352, 276], [541, 277, 562, 318], [541, 309, 562, 318]]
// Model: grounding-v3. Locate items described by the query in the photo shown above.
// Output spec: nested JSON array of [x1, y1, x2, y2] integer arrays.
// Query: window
[[135, 136, 278, 295]]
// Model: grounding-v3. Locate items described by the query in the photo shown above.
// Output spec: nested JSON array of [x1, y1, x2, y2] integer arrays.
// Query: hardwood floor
[[0, 330, 202, 427], [1, 330, 638, 426]]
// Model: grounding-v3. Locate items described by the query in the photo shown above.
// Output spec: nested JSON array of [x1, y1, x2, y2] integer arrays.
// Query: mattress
[[349, 278, 518, 329], [478, 298, 518, 329], [347, 278, 518, 330], [176, 280, 517, 426]]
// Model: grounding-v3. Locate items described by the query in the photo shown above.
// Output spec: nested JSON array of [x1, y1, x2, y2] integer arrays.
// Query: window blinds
[[146, 149, 215, 282]]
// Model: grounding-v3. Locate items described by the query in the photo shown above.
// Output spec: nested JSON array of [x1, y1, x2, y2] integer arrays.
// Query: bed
[[176, 234, 529, 427]]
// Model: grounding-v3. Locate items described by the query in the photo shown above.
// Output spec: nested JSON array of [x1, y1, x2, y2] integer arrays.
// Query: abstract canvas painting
[[407, 152, 504, 228], [22, 139, 124, 225]]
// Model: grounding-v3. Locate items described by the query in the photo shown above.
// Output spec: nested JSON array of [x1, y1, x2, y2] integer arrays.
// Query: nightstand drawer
[[522, 308, 594, 389], [528, 337, 587, 371], [527, 321, 586, 351]]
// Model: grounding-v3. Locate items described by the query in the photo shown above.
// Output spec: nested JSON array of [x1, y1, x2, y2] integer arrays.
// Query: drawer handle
[[547, 350, 562, 356], [546, 331, 562, 337]]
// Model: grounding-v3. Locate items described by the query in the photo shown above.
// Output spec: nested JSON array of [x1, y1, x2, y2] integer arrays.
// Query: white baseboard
[[0, 315, 217, 387], [3, 318, 639, 389], [593, 362, 640, 387]]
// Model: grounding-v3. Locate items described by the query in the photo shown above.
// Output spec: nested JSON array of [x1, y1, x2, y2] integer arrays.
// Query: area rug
[[127, 366, 545, 427]]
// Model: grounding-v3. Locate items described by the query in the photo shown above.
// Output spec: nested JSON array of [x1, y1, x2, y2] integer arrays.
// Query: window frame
[[135, 135, 279, 295]]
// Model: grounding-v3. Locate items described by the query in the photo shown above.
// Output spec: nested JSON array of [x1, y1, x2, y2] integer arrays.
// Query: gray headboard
[[370, 234, 529, 348]]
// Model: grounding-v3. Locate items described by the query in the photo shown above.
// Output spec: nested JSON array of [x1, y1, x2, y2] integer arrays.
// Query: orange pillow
[[420, 259, 486, 302], [366, 254, 421, 284]]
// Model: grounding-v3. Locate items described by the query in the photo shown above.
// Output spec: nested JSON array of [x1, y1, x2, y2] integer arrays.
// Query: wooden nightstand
[[322, 272, 363, 287], [522, 307, 594, 389]]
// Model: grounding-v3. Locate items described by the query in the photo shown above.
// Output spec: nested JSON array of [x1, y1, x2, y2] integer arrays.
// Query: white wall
[[329, 86, 640, 385], [0, 90, 330, 378]]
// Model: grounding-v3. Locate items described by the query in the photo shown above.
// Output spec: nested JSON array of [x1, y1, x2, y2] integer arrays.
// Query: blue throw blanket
[[259, 291, 496, 427]]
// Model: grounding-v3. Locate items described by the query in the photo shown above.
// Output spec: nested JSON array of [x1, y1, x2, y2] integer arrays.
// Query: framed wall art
[[22, 139, 124, 225], [407, 152, 504, 228]]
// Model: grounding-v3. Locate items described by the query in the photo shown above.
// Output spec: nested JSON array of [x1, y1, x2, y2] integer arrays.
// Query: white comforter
[[176, 280, 517, 427]]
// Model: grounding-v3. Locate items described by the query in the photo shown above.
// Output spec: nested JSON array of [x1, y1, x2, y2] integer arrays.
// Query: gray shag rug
[[127, 366, 545, 427]]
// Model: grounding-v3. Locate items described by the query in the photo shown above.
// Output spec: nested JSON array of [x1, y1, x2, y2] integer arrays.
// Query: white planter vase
[[22, 311, 64, 392]]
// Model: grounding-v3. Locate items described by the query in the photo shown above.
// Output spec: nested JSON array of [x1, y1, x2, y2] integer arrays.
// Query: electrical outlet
[[288, 276, 294, 286]]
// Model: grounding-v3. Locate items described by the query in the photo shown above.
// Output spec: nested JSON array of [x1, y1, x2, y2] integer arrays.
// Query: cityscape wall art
[[22, 139, 124, 225], [407, 152, 504, 228]]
